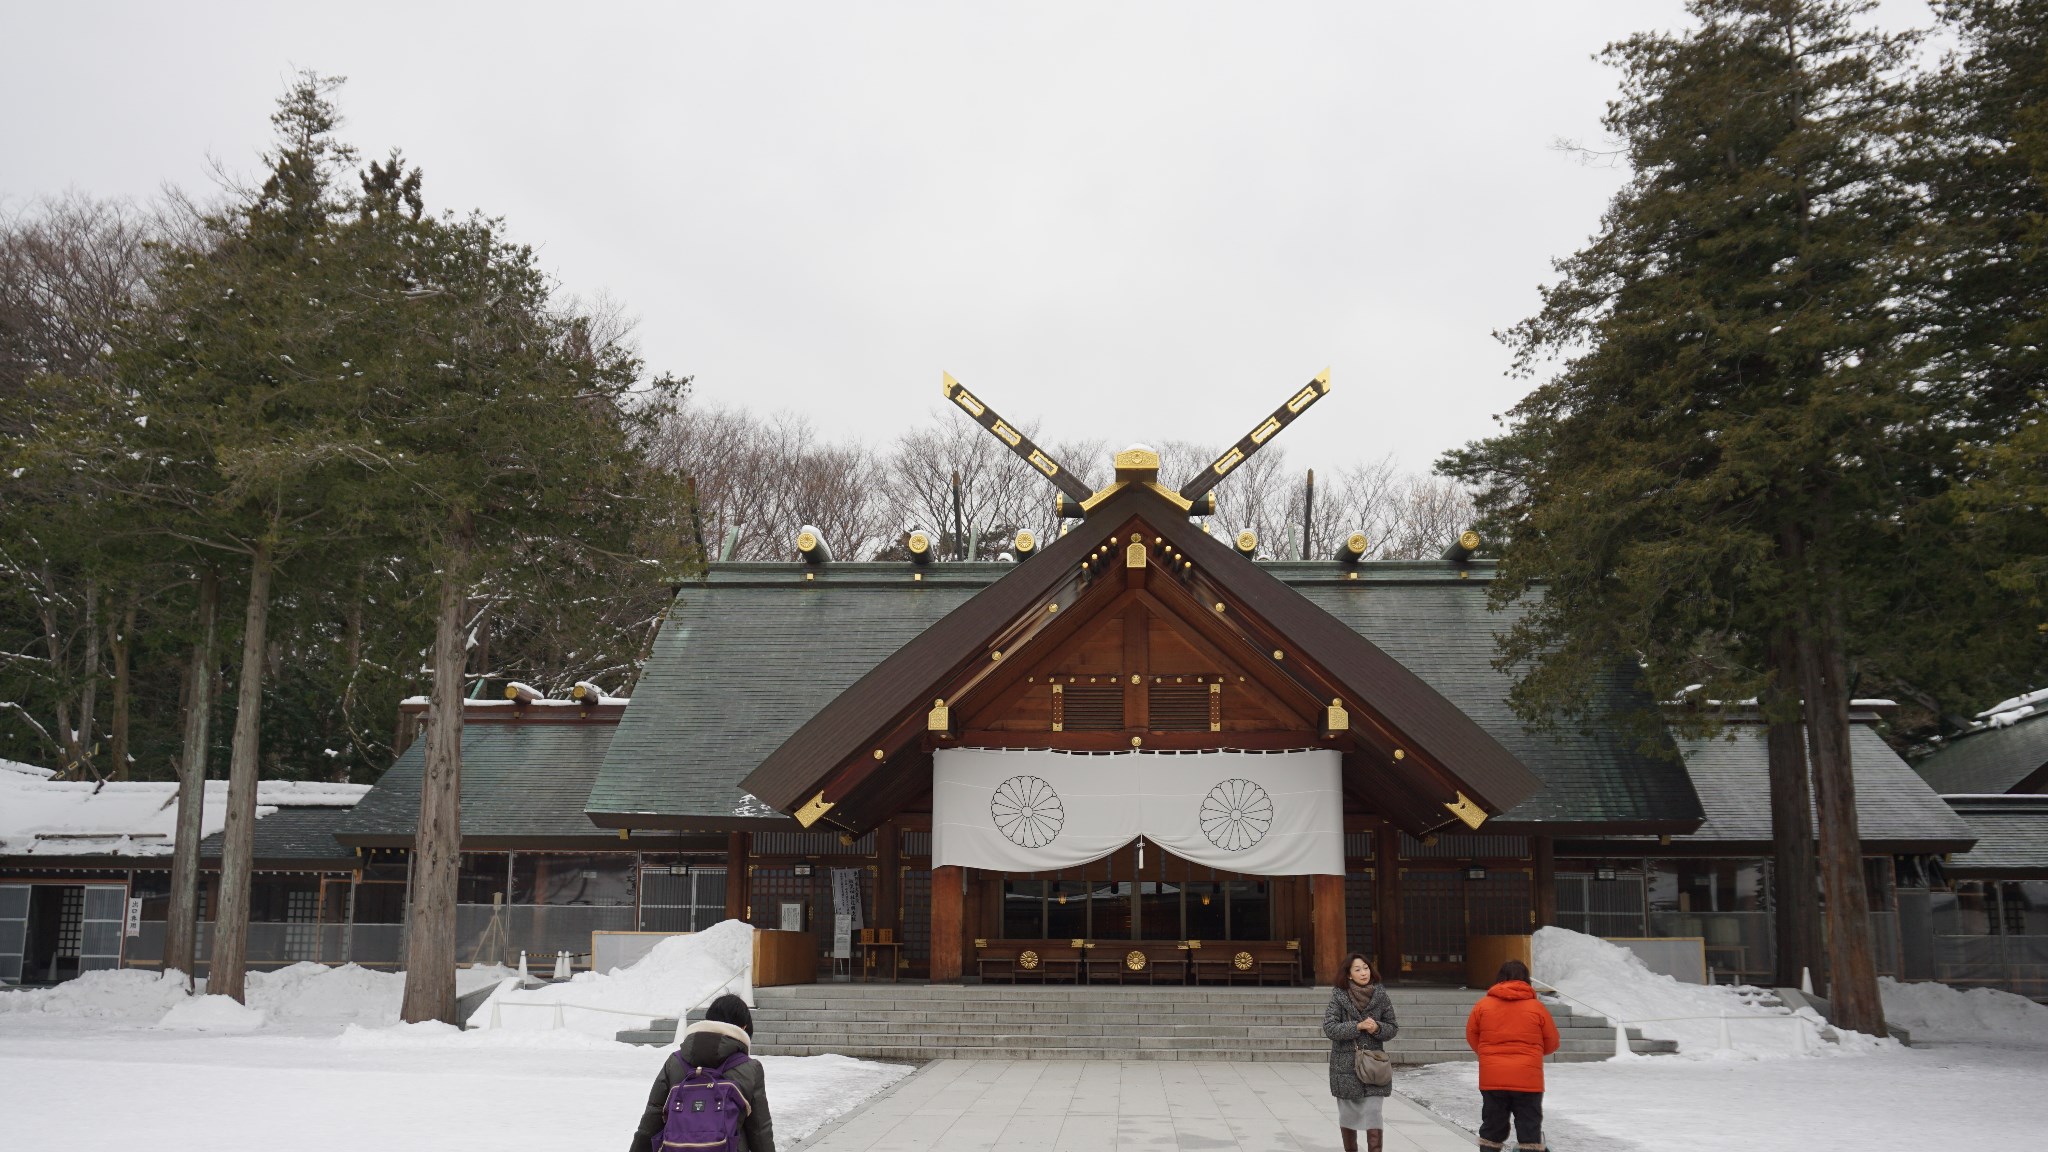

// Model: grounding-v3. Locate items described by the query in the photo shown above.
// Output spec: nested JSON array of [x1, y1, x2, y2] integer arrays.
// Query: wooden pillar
[[876, 820, 900, 937], [725, 831, 749, 922], [931, 864, 964, 983], [1312, 874, 1346, 986], [1532, 836, 1556, 929], [1375, 826, 1403, 978]]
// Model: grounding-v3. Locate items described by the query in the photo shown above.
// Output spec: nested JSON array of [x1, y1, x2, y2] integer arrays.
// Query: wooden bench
[[1189, 941, 1302, 986], [1084, 942, 1185, 985], [974, 939, 1084, 984]]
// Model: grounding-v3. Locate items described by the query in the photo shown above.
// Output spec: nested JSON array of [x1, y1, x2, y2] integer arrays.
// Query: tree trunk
[[402, 531, 470, 1024], [1766, 630, 1822, 990], [108, 596, 136, 781], [61, 581, 101, 779], [1794, 603, 1886, 1036], [165, 568, 220, 986], [209, 545, 273, 1003]]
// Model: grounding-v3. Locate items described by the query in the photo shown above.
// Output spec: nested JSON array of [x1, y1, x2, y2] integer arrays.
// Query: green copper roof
[[1913, 709, 2048, 796], [585, 559, 1702, 830], [339, 722, 619, 844]]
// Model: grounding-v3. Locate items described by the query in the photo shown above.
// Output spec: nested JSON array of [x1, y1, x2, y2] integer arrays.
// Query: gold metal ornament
[[1233, 950, 1254, 971], [1445, 791, 1488, 829], [1125, 950, 1147, 972], [1019, 950, 1040, 971], [794, 792, 835, 828]]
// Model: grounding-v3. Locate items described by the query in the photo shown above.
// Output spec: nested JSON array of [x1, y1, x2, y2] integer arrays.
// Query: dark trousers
[[1478, 1090, 1543, 1147]]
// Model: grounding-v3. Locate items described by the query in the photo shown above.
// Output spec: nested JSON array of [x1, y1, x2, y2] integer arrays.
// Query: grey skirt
[[1337, 1095, 1384, 1129]]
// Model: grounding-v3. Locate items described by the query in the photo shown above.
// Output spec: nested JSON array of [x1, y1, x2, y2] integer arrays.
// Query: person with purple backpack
[[629, 993, 776, 1152]]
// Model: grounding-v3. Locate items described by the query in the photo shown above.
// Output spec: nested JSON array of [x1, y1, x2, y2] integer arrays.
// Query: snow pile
[[156, 995, 266, 1032], [471, 920, 754, 1038], [1533, 926, 1864, 1058], [1880, 978, 2048, 1045], [243, 962, 403, 1025], [0, 967, 193, 1020], [2, 962, 522, 1030]]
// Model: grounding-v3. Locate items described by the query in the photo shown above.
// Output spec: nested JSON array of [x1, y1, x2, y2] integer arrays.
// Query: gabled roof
[[1284, 572, 1698, 831], [585, 566, 993, 828], [1942, 794, 2048, 878], [1914, 707, 2048, 797], [339, 718, 621, 848], [587, 558, 1708, 834], [198, 806, 359, 870], [1641, 723, 1976, 852], [733, 483, 1548, 835]]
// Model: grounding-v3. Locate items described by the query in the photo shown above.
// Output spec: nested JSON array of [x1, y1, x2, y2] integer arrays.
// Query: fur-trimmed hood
[[679, 1019, 752, 1068]]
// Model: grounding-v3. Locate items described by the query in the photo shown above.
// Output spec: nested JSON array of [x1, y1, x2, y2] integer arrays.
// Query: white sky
[[0, 1, 1941, 476]]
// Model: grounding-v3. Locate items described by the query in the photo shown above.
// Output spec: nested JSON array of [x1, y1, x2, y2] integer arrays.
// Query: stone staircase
[[618, 983, 1678, 1063]]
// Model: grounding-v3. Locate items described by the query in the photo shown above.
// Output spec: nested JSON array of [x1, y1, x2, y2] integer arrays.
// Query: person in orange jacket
[[1464, 959, 1560, 1151]]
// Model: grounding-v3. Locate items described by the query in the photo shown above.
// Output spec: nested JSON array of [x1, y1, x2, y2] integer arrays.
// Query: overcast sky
[[1, 1, 1940, 476]]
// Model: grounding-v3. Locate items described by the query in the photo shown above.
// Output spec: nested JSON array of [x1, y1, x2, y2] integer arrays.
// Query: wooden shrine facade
[[736, 443, 1546, 986]]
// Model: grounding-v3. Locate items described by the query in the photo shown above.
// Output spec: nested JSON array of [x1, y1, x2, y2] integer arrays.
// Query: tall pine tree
[[1443, 0, 1920, 1033]]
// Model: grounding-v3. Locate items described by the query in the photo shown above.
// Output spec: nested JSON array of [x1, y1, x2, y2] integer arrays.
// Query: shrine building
[[6, 376, 2017, 996]]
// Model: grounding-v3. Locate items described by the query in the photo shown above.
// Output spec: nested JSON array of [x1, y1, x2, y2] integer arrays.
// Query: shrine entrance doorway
[[969, 843, 1308, 985]]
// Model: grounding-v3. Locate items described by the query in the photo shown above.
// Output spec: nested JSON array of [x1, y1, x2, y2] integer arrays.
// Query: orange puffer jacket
[[1464, 980, 1561, 1092]]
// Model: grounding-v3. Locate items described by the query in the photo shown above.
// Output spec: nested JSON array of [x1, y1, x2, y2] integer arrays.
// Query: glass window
[[352, 882, 407, 924], [1185, 880, 1226, 940], [512, 854, 634, 906], [1002, 880, 1045, 938], [1139, 879, 1180, 940], [1932, 882, 1993, 936], [1048, 878, 1089, 939], [1228, 878, 1270, 940], [1091, 866, 1133, 941], [457, 854, 509, 904]]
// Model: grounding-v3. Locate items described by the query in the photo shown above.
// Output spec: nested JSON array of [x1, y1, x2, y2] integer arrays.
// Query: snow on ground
[[0, 923, 909, 1151], [1398, 929, 2047, 1150], [1534, 926, 1848, 1056], [468, 918, 756, 1037], [1399, 1041, 2044, 1151], [1879, 975, 2048, 1044]]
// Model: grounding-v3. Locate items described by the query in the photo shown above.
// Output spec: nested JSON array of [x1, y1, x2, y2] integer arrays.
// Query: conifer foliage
[[1444, 0, 1930, 1035]]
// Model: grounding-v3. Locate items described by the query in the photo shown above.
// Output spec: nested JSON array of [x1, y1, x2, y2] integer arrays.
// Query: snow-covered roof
[[1915, 687, 2048, 796], [1976, 687, 2047, 728], [0, 769, 370, 858]]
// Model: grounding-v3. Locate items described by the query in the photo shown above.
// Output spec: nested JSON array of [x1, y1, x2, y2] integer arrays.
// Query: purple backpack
[[658, 1049, 752, 1151]]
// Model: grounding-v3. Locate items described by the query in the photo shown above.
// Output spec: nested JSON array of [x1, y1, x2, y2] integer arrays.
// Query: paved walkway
[[800, 1060, 1475, 1152]]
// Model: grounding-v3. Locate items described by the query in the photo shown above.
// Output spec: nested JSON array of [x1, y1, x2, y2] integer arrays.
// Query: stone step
[[750, 1031, 1644, 1053], [618, 982, 1679, 1062], [749, 1016, 1613, 1037], [757, 985, 1482, 1001], [749, 1002, 1607, 1021]]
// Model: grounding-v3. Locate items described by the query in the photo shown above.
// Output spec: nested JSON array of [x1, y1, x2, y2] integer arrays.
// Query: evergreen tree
[[1909, 1, 2048, 653], [332, 164, 692, 1023], [1442, 0, 1921, 1033], [121, 73, 387, 1000]]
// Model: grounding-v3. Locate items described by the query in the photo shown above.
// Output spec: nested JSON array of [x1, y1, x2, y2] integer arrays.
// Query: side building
[[1912, 690, 2048, 998]]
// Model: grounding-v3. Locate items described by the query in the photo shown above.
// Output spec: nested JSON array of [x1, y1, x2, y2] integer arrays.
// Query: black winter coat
[[629, 1022, 776, 1152]]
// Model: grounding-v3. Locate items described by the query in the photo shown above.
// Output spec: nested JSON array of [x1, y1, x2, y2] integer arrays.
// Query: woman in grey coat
[[1321, 953, 1399, 1152]]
